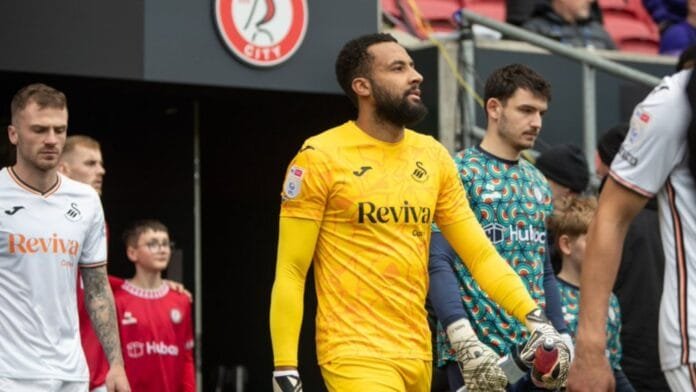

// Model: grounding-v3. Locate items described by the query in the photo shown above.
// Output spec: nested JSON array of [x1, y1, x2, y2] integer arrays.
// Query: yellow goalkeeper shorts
[[320, 356, 432, 392]]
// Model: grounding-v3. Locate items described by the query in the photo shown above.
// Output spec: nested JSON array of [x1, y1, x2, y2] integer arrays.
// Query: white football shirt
[[610, 69, 696, 371], [0, 167, 107, 380]]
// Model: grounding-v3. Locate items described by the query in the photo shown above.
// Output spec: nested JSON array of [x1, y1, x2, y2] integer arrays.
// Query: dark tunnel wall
[[197, 88, 355, 391]]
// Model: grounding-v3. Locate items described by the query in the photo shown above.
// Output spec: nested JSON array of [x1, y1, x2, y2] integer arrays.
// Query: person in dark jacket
[[522, 0, 616, 50], [507, 0, 603, 26]]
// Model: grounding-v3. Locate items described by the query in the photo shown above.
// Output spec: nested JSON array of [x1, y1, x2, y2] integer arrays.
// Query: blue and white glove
[[273, 370, 303, 392]]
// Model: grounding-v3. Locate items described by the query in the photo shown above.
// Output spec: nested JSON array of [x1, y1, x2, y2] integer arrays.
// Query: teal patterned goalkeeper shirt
[[436, 146, 553, 366]]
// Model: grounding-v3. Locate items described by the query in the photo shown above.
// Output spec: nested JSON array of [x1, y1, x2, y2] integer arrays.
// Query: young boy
[[548, 196, 634, 391], [116, 219, 195, 392]]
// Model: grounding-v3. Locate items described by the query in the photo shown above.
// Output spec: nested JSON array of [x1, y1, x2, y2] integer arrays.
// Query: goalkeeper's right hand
[[446, 318, 507, 392], [273, 369, 303, 392]]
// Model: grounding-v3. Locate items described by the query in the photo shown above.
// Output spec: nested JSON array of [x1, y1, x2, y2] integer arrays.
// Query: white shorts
[[91, 385, 107, 392], [664, 363, 696, 392], [0, 378, 88, 392]]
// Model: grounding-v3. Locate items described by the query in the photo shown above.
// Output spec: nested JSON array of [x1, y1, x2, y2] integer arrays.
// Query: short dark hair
[[11, 83, 67, 121], [335, 33, 398, 107], [484, 64, 551, 107], [122, 219, 169, 248], [677, 44, 696, 71]]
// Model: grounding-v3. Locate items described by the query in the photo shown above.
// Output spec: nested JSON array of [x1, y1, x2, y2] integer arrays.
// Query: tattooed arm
[[82, 265, 131, 392]]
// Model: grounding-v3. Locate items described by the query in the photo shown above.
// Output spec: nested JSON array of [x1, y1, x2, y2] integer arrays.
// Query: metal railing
[[455, 9, 662, 174]]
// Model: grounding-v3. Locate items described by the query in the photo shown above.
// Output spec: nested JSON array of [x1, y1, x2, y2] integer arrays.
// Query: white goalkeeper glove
[[273, 369, 303, 392], [446, 318, 507, 391], [560, 332, 575, 361], [521, 309, 571, 390]]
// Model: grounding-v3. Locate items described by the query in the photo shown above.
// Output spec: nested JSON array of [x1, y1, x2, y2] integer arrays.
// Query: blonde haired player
[[59, 135, 105, 195], [58, 135, 192, 392]]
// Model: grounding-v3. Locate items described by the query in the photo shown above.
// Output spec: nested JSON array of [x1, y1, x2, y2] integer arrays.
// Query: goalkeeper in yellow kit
[[269, 33, 569, 392]]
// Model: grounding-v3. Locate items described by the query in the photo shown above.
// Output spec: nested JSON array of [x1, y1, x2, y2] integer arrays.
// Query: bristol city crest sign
[[215, 0, 308, 67]]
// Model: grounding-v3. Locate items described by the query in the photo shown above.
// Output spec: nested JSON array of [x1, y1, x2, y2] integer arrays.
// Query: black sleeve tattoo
[[81, 265, 124, 366]]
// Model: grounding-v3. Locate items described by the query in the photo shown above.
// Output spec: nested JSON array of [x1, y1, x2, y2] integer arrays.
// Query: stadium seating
[[383, 0, 660, 54], [381, 0, 506, 37], [460, 0, 506, 22], [598, 0, 660, 53]]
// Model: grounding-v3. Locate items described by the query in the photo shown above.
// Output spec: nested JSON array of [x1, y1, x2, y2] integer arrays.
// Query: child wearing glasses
[[115, 219, 195, 392]]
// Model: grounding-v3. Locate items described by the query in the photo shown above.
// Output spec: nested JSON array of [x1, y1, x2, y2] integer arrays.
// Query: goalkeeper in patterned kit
[[428, 64, 571, 391], [115, 220, 195, 392], [269, 33, 568, 392]]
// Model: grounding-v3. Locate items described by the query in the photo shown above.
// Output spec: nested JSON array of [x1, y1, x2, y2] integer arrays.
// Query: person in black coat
[[507, 0, 603, 26], [522, 0, 616, 49]]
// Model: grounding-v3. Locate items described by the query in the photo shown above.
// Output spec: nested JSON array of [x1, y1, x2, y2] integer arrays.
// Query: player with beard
[[269, 34, 567, 392], [428, 64, 571, 391]]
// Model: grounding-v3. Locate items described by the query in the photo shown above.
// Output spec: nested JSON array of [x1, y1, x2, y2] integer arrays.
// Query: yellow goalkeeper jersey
[[280, 121, 474, 364]]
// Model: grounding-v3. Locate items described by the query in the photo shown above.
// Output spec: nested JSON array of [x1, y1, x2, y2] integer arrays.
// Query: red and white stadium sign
[[215, 0, 308, 67]]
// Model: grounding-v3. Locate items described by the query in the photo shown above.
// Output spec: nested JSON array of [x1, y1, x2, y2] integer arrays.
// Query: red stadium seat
[[598, 0, 660, 53], [382, 0, 400, 17], [413, 0, 462, 33], [381, 0, 505, 36], [461, 0, 506, 22], [380, 0, 461, 36], [598, 0, 647, 15], [603, 12, 660, 53]]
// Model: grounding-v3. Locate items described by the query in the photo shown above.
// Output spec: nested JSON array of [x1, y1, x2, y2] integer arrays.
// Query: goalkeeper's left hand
[[520, 308, 571, 390], [273, 369, 303, 392]]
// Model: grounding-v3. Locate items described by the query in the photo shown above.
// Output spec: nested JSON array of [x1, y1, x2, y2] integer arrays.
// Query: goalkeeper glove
[[446, 318, 507, 391], [520, 309, 571, 390], [560, 331, 575, 361], [273, 369, 303, 392]]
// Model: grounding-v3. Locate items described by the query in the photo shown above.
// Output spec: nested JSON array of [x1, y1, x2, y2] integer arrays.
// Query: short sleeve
[[279, 142, 332, 221], [610, 74, 690, 197], [79, 194, 107, 266]]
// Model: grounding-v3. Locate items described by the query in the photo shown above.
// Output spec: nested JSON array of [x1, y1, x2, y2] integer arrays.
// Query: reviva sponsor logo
[[358, 201, 432, 224], [8, 233, 80, 255]]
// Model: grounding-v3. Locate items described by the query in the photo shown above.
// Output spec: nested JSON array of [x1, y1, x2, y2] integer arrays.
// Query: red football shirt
[[115, 281, 195, 392]]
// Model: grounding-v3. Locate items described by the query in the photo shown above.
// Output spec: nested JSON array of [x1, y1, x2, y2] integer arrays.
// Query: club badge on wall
[[215, 0, 308, 67]]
